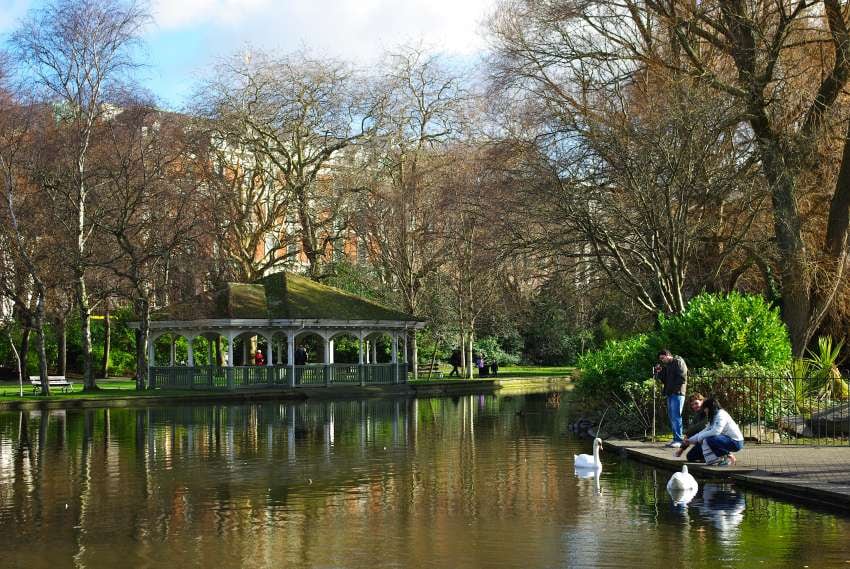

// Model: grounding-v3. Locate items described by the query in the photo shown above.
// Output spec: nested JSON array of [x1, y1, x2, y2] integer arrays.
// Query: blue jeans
[[667, 394, 685, 442], [686, 435, 744, 462]]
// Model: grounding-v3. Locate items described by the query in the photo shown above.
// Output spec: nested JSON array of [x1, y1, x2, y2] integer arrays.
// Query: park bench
[[28, 375, 74, 394], [417, 363, 444, 379]]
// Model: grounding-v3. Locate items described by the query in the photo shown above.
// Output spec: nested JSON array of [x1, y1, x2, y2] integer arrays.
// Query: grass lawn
[[0, 366, 574, 400], [410, 365, 573, 381], [0, 377, 212, 400]]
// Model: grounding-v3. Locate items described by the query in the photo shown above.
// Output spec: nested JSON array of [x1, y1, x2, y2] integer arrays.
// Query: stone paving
[[605, 439, 850, 512]]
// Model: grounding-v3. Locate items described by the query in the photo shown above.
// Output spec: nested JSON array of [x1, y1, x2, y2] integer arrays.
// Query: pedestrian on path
[[654, 349, 688, 448]]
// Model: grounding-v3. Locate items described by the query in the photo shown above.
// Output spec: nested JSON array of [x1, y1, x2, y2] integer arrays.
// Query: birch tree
[[12, 0, 150, 389]]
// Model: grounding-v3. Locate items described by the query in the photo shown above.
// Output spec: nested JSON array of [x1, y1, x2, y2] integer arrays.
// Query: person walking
[[448, 349, 461, 377], [654, 349, 688, 448]]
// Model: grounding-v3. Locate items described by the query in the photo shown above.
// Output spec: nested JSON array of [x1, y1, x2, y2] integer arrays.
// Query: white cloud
[[151, 0, 497, 60], [0, 0, 35, 34], [151, 0, 273, 29]]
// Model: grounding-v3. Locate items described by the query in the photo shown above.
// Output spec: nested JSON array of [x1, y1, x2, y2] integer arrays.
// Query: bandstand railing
[[150, 363, 405, 391]]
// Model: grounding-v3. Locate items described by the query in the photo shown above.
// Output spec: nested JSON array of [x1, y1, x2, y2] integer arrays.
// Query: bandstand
[[130, 273, 425, 390]]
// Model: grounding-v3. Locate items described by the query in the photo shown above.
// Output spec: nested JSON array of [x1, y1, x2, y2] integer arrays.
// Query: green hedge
[[575, 292, 791, 400]]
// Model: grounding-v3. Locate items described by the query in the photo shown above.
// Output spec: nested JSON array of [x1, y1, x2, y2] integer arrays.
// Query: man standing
[[655, 349, 688, 448]]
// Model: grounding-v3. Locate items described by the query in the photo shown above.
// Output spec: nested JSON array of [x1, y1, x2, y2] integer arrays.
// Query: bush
[[575, 293, 792, 407], [474, 336, 521, 366], [575, 334, 658, 395], [658, 292, 791, 369]]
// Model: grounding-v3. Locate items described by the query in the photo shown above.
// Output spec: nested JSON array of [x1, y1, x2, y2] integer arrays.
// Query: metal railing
[[653, 375, 850, 446], [150, 363, 404, 391]]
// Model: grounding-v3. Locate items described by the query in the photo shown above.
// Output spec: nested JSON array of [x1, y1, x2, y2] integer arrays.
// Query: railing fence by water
[[651, 375, 850, 446], [150, 363, 405, 390]]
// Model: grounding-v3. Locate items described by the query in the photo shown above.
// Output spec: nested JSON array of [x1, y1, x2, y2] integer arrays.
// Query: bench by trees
[[28, 376, 74, 394]]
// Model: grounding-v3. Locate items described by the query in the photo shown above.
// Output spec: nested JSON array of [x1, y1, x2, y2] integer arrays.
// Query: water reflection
[[693, 484, 746, 540], [0, 396, 845, 569], [573, 467, 601, 496]]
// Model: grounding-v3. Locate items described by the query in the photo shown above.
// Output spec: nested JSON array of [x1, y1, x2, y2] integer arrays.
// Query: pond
[[0, 393, 848, 569]]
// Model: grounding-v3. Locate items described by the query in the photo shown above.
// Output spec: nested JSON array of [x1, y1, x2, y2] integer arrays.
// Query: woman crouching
[[677, 397, 744, 466]]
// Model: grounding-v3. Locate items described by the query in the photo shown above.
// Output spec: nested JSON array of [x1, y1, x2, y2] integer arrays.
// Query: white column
[[287, 331, 296, 387], [169, 336, 176, 366], [148, 335, 156, 367], [371, 340, 378, 364], [226, 332, 235, 367], [242, 336, 248, 366], [208, 337, 214, 366], [187, 335, 195, 367], [358, 333, 364, 364], [323, 335, 331, 364], [329, 338, 335, 364], [266, 335, 274, 366], [392, 333, 399, 383]]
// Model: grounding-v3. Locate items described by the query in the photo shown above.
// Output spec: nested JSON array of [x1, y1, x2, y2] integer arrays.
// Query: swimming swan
[[574, 437, 602, 469], [667, 464, 698, 492], [668, 486, 698, 506]]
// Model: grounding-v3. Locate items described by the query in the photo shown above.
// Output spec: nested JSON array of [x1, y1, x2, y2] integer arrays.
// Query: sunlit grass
[[409, 365, 573, 382], [0, 366, 574, 400], [0, 377, 214, 400]]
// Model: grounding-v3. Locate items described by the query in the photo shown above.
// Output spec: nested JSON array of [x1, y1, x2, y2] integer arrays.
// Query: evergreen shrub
[[575, 293, 792, 401]]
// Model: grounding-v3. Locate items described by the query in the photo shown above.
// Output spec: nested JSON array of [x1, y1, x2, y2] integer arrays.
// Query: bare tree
[[196, 50, 376, 281], [12, 0, 150, 389], [489, 0, 850, 354], [488, 77, 767, 315], [0, 79, 54, 395], [356, 48, 468, 375], [94, 103, 203, 390]]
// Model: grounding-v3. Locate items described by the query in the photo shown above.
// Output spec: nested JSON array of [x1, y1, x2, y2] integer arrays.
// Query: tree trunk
[[5, 329, 23, 397], [468, 332, 474, 380], [34, 293, 50, 396], [101, 305, 111, 379], [76, 273, 94, 390], [56, 316, 66, 377], [134, 298, 150, 390], [19, 327, 29, 378], [411, 331, 418, 380], [460, 332, 467, 377], [216, 336, 224, 366], [751, 117, 810, 356]]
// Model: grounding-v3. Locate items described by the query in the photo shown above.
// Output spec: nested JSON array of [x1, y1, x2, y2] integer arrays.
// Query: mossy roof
[[152, 272, 419, 322]]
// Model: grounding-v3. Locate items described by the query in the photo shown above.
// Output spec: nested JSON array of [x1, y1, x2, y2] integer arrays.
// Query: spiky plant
[[805, 336, 849, 400]]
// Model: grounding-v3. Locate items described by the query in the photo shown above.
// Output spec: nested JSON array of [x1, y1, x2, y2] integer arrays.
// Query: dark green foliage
[[658, 292, 791, 369], [575, 333, 657, 396], [521, 296, 596, 365], [473, 336, 520, 365], [576, 293, 792, 400]]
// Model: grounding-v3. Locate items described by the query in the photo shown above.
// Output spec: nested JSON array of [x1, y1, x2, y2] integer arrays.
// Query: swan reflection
[[667, 486, 698, 506], [693, 484, 746, 538], [574, 466, 602, 495]]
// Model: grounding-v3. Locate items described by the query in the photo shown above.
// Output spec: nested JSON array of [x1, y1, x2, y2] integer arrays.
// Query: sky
[[0, 0, 499, 110]]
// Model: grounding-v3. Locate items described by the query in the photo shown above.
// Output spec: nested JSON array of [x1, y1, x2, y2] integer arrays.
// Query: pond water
[[0, 393, 848, 569]]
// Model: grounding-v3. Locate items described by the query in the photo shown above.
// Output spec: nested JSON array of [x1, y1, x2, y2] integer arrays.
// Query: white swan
[[574, 437, 602, 469], [668, 486, 698, 506], [667, 464, 698, 492]]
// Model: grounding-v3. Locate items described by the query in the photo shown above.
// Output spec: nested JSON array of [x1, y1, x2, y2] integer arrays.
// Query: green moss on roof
[[152, 272, 418, 322]]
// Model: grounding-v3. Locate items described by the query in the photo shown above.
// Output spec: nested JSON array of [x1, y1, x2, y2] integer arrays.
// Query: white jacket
[[690, 409, 743, 443]]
